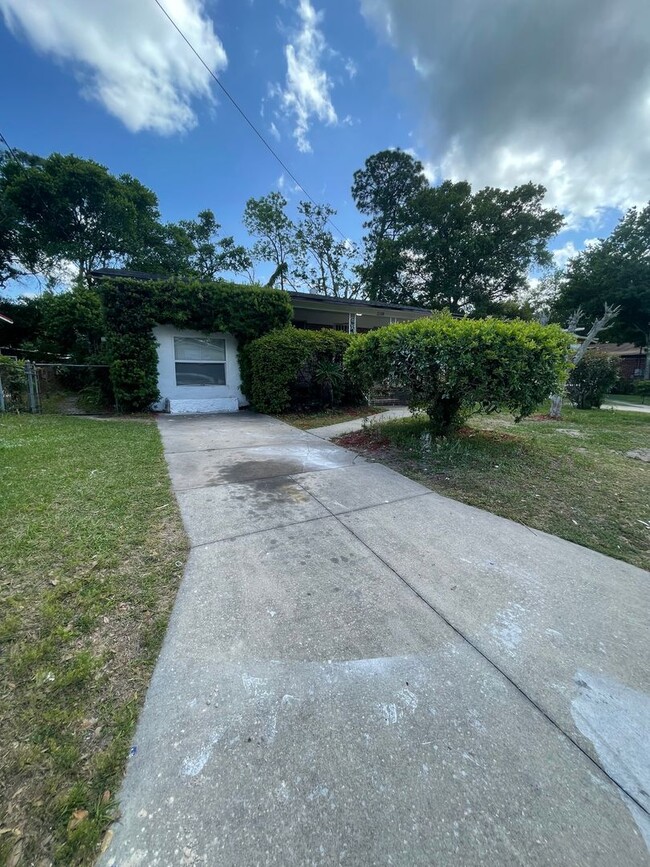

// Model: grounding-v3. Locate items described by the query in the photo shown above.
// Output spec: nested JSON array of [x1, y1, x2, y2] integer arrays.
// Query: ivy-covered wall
[[97, 277, 293, 411]]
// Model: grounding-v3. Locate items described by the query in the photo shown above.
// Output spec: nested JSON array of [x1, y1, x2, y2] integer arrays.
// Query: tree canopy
[[0, 151, 160, 282], [554, 204, 650, 349], [351, 150, 564, 313]]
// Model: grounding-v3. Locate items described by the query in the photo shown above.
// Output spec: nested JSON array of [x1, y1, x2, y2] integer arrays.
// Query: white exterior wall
[[153, 324, 246, 414]]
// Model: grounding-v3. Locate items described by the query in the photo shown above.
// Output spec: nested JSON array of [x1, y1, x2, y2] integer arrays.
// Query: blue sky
[[2, 0, 648, 289]]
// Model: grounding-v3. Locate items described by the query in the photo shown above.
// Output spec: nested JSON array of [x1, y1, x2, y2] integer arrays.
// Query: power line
[[0, 130, 20, 162], [151, 0, 349, 242]]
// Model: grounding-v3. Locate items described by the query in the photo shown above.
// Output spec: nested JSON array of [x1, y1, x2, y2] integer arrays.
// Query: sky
[[1, 0, 649, 290]]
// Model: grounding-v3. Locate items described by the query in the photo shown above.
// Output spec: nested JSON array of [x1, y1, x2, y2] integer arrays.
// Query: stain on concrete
[[571, 670, 650, 846]]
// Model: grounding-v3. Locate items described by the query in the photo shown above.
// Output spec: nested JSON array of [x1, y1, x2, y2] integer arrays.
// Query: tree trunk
[[549, 394, 563, 419]]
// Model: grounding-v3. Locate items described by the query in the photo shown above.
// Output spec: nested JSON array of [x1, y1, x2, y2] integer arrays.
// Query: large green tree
[[351, 149, 428, 299], [354, 170, 563, 313], [294, 201, 360, 298], [129, 209, 253, 280], [243, 192, 299, 291], [554, 204, 650, 375], [0, 152, 161, 282]]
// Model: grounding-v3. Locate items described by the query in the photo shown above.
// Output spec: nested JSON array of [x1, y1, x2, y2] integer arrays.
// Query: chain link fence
[[0, 359, 116, 414]]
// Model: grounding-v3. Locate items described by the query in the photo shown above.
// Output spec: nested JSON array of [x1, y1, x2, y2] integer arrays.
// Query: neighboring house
[[90, 269, 431, 414], [596, 342, 647, 380]]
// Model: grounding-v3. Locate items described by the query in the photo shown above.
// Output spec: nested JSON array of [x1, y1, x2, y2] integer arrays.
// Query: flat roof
[[288, 291, 430, 315]]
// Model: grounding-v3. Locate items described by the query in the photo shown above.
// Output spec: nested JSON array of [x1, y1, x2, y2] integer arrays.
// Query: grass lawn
[[276, 405, 382, 430], [0, 415, 187, 866], [605, 393, 648, 406], [335, 405, 650, 571]]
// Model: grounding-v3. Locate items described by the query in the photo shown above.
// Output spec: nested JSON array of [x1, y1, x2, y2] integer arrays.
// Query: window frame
[[173, 336, 227, 388]]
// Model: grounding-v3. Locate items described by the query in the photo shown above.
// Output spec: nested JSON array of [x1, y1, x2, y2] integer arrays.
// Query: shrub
[[610, 376, 635, 395], [0, 356, 28, 411], [633, 379, 650, 401], [98, 277, 293, 411], [244, 327, 365, 414], [344, 314, 571, 434], [567, 352, 620, 409]]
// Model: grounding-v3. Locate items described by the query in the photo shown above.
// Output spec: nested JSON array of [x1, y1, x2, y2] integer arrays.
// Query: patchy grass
[[0, 415, 187, 866], [276, 405, 382, 430], [336, 404, 650, 571]]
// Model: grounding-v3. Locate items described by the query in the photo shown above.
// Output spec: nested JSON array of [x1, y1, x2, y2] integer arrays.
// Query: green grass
[[0, 415, 187, 866], [276, 405, 382, 430], [336, 404, 650, 571], [605, 393, 648, 406]]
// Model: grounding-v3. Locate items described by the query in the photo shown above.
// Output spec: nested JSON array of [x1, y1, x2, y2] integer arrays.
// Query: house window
[[174, 337, 226, 386]]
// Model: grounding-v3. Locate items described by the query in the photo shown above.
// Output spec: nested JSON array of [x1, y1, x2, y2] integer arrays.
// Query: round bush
[[566, 352, 619, 409], [344, 313, 571, 433]]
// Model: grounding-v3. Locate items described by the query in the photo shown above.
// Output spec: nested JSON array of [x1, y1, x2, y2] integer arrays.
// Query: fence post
[[25, 361, 40, 414]]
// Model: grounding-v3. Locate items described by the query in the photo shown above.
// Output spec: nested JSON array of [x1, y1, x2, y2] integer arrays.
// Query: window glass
[[175, 362, 226, 386], [174, 337, 225, 362]]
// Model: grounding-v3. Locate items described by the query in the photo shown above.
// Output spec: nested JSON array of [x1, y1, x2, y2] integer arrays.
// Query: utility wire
[[151, 0, 349, 242], [0, 130, 20, 162]]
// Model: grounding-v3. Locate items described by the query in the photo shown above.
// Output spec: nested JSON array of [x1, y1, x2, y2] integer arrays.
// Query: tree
[[294, 201, 360, 298], [554, 204, 650, 378], [0, 152, 161, 282], [129, 209, 253, 281], [351, 149, 428, 299], [548, 303, 620, 418], [243, 192, 299, 291], [376, 180, 564, 313]]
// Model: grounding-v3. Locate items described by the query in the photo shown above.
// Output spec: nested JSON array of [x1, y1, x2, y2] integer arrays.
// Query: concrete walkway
[[602, 401, 650, 414], [309, 405, 412, 439], [103, 412, 650, 866]]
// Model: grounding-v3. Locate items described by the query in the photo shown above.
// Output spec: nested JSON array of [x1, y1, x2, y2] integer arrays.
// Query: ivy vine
[[97, 277, 293, 411]]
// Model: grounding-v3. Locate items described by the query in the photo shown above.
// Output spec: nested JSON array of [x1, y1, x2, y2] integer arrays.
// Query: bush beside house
[[0, 356, 28, 411], [98, 277, 292, 411], [243, 327, 365, 414], [344, 314, 571, 433]]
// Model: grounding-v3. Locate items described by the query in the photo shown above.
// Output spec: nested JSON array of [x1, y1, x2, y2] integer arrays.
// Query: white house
[[152, 325, 245, 414], [90, 269, 431, 415]]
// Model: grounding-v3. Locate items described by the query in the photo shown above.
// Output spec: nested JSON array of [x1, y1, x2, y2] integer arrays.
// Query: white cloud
[[551, 241, 581, 269], [404, 147, 435, 183], [269, 121, 281, 141], [345, 58, 358, 79], [275, 0, 338, 152], [0, 0, 227, 135], [360, 0, 650, 225]]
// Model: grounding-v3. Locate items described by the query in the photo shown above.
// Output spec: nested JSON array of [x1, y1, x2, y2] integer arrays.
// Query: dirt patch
[[335, 430, 388, 452]]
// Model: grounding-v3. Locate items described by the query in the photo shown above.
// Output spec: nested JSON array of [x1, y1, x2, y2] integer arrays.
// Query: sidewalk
[[102, 411, 650, 866], [309, 405, 412, 439]]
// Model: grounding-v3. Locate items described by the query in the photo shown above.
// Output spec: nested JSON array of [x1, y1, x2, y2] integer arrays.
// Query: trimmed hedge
[[344, 314, 571, 433], [98, 278, 293, 411], [244, 327, 365, 413], [567, 352, 619, 409]]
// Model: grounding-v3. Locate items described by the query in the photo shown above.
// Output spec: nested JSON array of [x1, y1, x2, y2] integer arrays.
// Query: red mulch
[[335, 430, 388, 451]]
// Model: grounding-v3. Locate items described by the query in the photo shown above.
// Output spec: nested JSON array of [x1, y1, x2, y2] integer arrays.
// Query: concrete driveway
[[103, 412, 650, 866]]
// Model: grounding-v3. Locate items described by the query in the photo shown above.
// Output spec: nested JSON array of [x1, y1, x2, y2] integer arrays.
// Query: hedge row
[[98, 278, 293, 411], [344, 313, 571, 432], [243, 327, 365, 414]]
